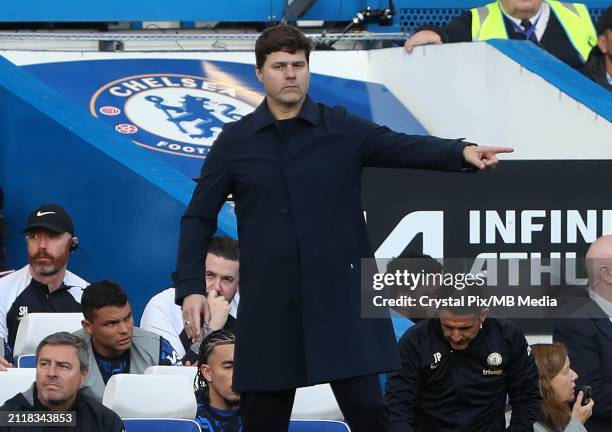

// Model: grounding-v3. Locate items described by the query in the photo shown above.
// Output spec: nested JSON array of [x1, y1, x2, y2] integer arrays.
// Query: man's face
[[205, 253, 239, 301], [82, 304, 134, 357], [500, 0, 542, 17], [36, 344, 87, 410], [27, 229, 71, 278], [255, 50, 309, 109], [439, 309, 486, 350], [201, 343, 239, 408]]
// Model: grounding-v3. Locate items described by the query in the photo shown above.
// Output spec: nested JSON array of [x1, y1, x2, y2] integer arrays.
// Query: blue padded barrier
[[488, 39, 612, 122]]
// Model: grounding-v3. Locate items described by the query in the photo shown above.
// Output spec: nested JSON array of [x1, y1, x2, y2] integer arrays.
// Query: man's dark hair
[[596, 6, 611, 35], [208, 236, 239, 262], [255, 24, 312, 69], [386, 252, 442, 275], [36, 331, 89, 371], [81, 279, 129, 321], [385, 253, 443, 299], [194, 329, 236, 403]]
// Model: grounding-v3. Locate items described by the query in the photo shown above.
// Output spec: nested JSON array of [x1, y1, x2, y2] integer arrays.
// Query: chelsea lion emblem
[[90, 73, 258, 158]]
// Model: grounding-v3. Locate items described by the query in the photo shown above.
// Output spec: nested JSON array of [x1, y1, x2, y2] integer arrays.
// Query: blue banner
[[23, 58, 425, 179]]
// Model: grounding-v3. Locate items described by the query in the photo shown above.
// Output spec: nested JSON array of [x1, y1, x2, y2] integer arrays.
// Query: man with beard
[[141, 236, 240, 364], [0, 204, 86, 370]]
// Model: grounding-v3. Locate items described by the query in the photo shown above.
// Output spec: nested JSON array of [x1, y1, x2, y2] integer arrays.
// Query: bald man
[[554, 235, 612, 432]]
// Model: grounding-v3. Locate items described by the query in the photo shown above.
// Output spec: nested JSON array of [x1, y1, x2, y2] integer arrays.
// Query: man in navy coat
[[554, 235, 612, 432], [174, 25, 512, 431]]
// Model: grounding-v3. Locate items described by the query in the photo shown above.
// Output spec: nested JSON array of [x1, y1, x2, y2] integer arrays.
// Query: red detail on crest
[[100, 106, 121, 116], [115, 124, 138, 134]]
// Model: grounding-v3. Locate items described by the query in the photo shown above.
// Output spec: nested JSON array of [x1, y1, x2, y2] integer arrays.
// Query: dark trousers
[[241, 374, 390, 432]]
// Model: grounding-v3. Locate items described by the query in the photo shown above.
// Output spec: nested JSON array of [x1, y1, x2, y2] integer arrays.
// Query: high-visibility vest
[[470, 0, 596, 62]]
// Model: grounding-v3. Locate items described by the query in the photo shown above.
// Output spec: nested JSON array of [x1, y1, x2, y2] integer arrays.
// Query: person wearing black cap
[[0, 204, 87, 370], [583, 6, 612, 90]]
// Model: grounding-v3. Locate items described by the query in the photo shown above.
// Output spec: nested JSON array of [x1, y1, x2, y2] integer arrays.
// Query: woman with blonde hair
[[531, 343, 594, 431]]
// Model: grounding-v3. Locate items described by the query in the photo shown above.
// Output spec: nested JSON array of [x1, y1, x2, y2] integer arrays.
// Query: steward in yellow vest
[[404, 0, 596, 69], [471, 0, 596, 62]]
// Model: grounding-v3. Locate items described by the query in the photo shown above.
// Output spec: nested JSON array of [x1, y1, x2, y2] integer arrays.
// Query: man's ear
[[201, 363, 212, 382], [255, 66, 263, 82], [598, 33, 608, 54], [80, 367, 89, 386], [81, 319, 93, 336], [479, 308, 490, 324]]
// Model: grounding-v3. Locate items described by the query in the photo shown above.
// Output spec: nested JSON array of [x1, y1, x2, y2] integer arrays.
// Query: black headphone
[[69, 237, 79, 253]]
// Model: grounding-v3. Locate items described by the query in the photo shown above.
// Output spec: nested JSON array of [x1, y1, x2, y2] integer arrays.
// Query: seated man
[[141, 236, 239, 363], [404, 0, 596, 70], [385, 253, 443, 326], [75, 280, 181, 401], [583, 6, 612, 90], [385, 286, 540, 431], [554, 234, 612, 432], [0, 204, 87, 371], [0, 331, 124, 432], [194, 329, 241, 432]]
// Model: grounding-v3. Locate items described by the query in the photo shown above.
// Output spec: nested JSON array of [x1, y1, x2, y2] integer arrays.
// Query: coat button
[[280, 208, 289, 215]]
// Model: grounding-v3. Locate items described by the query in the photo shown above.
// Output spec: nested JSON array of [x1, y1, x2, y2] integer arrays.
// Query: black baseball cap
[[23, 204, 75, 235], [596, 6, 612, 36]]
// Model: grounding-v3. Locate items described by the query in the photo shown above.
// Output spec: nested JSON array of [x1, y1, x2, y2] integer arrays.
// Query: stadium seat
[[289, 420, 351, 431], [13, 313, 84, 357], [0, 370, 35, 405], [144, 365, 198, 383], [123, 418, 201, 432], [103, 374, 196, 419], [292, 384, 342, 420], [16, 354, 36, 368]]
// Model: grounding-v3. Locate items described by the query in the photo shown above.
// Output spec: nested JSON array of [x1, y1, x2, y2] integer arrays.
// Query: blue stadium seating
[[123, 418, 201, 432], [16, 355, 36, 368], [290, 420, 351, 432]]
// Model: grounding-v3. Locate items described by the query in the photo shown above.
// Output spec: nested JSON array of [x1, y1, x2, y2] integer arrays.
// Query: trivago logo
[[90, 74, 260, 158]]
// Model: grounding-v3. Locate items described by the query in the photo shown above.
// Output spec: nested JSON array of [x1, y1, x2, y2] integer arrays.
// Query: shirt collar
[[30, 278, 69, 296], [589, 290, 612, 319], [251, 95, 319, 132], [499, 0, 544, 26]]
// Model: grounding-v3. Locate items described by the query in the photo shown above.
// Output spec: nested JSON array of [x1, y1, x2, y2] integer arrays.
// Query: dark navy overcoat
[[174, 96, 470, 391]]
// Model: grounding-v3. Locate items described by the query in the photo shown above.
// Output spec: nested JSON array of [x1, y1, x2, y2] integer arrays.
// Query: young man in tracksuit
[[385, 288, 540, 431]]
